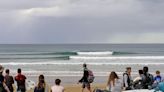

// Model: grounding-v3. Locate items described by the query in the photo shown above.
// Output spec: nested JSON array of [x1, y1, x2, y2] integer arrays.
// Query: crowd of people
[[94, 66, 164, 92], [0, 65, 64, 92], [0, 63, 164, 92]]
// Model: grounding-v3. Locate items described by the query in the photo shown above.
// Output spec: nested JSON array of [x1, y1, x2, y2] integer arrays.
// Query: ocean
[[1, 44, 164, 85]]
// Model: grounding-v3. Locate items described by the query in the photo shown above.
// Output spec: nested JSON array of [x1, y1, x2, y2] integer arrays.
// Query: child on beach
[[154, 70, 162, 83], [51, 79, 64, 92]]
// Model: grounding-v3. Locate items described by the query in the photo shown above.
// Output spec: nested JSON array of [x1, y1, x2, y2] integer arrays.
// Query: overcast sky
[[0, 0, 164, 44]]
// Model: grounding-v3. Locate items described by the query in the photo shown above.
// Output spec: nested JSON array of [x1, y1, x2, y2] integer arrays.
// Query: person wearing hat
[[0, 65, 10, 92]]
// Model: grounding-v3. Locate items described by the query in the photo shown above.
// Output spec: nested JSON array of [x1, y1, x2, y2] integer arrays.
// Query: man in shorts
[[78, 63, 92, 92]]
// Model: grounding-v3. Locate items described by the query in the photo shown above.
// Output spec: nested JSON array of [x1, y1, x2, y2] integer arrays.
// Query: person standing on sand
[[107, 71, 122, 92], [4, 69, 14, 92], [0, 65, 10, 92], [51, 79, 64, 92], [78, 63, 92, 92], [38, 75, 50, 92], [34, 75, 45, 92], [123, 67, 133, 90], [15, 68, 26, 92]]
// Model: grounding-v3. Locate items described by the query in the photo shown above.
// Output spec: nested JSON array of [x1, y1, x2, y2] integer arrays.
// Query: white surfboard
[[26, 80, 35, 90]]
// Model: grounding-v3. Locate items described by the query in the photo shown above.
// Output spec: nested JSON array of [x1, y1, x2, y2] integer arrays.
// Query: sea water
[[0, 44, 164, 84]]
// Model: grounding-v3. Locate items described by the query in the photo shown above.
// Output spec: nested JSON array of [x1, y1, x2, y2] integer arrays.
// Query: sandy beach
[[26, 83, 106, 92], [64, 84, 106, 92]]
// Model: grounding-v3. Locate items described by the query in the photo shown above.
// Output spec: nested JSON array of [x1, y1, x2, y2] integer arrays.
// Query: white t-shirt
[[108, 79, 122, 92], [51, 85, 64, 92]]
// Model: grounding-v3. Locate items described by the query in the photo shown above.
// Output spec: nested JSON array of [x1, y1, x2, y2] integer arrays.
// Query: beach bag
[[88, 70, 95, 83]]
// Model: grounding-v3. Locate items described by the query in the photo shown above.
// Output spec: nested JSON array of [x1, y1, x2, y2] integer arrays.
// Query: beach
[[1, 44, 164, 91], [25, 83, 106, 92]]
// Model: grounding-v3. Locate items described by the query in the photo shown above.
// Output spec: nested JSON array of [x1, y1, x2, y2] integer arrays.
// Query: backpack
[[88, 70, 95, 83], [143, 73, 154, 89]]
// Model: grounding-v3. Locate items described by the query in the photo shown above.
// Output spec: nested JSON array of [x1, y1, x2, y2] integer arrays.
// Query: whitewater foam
[[70, 56, 164, 60], [2, 61, 164, 66], [77, 51, 113, 56]]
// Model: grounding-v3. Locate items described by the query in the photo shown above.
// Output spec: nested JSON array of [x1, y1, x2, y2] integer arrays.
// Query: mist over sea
[[1, 44, 164, 84]]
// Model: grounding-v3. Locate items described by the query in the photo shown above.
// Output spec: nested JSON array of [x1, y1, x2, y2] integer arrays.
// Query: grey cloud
[[0, 0, 164, 43]]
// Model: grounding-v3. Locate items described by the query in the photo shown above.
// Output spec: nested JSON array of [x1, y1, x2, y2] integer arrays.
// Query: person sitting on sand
[[142, 66, 154, 89], [15, 68, 27, 92], [78, 63, 92, 92], [123, 67, 133, 90], [51, 79, 64, 92], [4, 69, 14, 92], [133, 70, 145, 89], [34, 75, 45, 92], [154, 70, 162, 83], [151, 70, 162, 89], [107, 71, 122, 92]]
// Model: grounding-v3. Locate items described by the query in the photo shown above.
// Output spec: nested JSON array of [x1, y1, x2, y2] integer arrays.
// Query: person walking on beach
[[51, 79, 64, 92], [107, 71, 122, 92], [123, 67, 133, 90], [15, 68, 26, 92], [4, 69, 14, 92], [78, 63, 92, 92]]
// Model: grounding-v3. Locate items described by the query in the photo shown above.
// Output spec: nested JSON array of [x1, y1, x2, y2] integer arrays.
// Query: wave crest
[[77, 51, 113, 56]]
